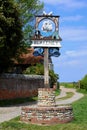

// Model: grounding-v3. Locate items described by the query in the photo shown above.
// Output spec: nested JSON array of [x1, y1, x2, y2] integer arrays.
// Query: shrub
[[23, 63, 59, 87], [80, 75, 87, 91], [49, 70, 59, 87], [23, 63, 44, 75]]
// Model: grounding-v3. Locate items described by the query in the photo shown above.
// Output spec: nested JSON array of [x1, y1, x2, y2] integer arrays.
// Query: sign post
[[21, 12, 74, 125], [44, 47, 49, 88], [31, 12, 62, 88]]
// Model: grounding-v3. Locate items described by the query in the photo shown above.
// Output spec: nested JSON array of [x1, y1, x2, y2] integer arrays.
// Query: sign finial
[[43, 11, 53, 16]]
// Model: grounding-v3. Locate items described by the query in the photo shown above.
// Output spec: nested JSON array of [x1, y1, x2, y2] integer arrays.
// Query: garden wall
[[0, 74, 44, 100]]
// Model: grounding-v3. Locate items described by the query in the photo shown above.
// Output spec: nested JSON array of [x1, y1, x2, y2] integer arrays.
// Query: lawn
[[0, 91, 87, 130], [56, 92, 74, 100], [60, 82, 74, 88]]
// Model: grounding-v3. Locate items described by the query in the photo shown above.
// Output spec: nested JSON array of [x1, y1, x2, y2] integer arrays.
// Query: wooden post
[[44, 48, 49, 88]]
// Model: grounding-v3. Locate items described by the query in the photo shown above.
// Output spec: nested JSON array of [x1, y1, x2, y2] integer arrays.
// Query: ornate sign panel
[[38, 19, 55, 37], [31, 12, 62, 56]]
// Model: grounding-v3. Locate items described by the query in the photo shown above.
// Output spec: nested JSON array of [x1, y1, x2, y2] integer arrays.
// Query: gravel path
[[56, 86, 84, 105], [0, 102, 37, 123], [0, 86, 84, 123]]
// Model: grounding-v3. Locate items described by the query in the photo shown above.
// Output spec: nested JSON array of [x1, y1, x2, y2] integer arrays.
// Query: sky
[[41, 0, 87, 82]]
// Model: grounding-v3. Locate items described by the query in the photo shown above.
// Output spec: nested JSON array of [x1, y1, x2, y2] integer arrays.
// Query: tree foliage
[[14, 0, 44, 45], [49, 70, 59, 87], [23, 63, 59, 87], [0, 0, 44, 72], [0, 0, 24, 72], [23, 63, 44, 75], [80, 75, 87, 91]]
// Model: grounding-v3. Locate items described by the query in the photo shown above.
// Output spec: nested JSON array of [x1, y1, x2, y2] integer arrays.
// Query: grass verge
[[54, 89, 60, 96], [60, 82, 74, 88], [56, 92, 74, 100], [0, 96, 37, 107]]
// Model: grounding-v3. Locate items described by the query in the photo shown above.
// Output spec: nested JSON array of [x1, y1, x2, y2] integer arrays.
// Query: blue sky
[[41, 0, 87, 82]]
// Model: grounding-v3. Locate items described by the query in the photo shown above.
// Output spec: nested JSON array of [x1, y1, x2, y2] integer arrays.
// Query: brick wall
[[0, 74, 44, 100]]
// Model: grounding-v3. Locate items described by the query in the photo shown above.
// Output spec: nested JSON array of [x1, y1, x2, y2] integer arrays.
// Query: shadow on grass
[[0, 96, 37, 107]]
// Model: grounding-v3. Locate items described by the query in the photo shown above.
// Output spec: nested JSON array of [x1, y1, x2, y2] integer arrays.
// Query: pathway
[[56, 86, 84, 105], [0, 86, 84, 123]]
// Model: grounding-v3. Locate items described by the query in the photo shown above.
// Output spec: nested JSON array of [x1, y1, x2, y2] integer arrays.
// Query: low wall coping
[[0, 73, 44, 80]]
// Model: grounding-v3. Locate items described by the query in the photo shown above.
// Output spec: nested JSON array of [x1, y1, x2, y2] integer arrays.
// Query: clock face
[[38, 19, 55, 37]]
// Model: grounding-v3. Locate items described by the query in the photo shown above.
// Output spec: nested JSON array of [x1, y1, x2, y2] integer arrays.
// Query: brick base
[[20, 88, 74, 125], [20, 105, 74, 125]]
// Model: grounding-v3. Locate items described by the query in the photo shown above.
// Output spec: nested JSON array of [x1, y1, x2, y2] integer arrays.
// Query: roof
[[14, 48, 43, 65]]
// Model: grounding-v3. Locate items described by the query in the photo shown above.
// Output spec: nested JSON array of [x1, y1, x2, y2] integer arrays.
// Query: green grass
[[56, 92, 74, 100], [0, 92, 87, 130], [76, 88, 87, 94], [60, 82, 74, 88], [55, 89, 60, 96], [0, 96, 37, 107]]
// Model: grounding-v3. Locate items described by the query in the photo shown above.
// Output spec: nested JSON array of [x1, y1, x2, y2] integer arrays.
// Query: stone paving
[[0, 86, 84, 123]]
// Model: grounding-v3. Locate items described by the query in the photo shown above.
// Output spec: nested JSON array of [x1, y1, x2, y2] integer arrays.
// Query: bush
[[57, 82, 60, 89], [23, 63, 44, 75], [49, 70, 59, 87], [80, 75, 87, 91], [23, 63, 59, 87]]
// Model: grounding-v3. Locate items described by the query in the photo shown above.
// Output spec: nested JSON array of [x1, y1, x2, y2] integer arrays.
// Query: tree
[[0, 0, 24, 72], [14, 0, 44, 45], [80, 75, 87, 91], [0, 0, 44, 72]]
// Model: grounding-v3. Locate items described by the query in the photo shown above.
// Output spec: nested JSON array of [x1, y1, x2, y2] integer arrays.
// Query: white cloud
[[52, 45, 87, 68], [65, 50, 87, 57], [52, 44, 87, 82], [61, 15, 83, 22], [60, 27, 87, 42], [53, 57, 81, 68], [41, 0, 87, 9], [63, 60, 80, 66]]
